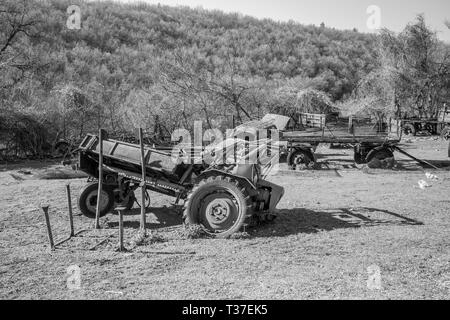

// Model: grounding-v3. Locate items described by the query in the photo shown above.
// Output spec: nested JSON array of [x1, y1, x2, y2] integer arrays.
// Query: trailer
[[234, 113, 402, 169], [285, 114, 401, 169], [400, 106, 450, 140], [76, 133, 284, 238]]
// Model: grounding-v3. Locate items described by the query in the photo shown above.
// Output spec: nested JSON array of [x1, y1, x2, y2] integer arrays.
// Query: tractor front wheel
[[78, 182, 115, 218], [183, 176, 252, 238]]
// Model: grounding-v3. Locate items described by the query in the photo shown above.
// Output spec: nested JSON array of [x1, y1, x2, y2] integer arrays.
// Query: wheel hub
[[443, 130, 450, 140], [292, 152, 310, 170], [206, 198, 232, 222], [294, 154, 305, 164], [199, 192, 239, 231], [86, 190, 109, 212]]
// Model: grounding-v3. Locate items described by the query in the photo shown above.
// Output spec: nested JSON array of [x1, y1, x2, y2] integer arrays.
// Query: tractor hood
[[232, 114, 291, 135]]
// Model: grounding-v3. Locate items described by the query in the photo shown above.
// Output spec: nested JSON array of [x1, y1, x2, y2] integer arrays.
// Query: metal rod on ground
[[393, 146, 439, 170], [95, 129, 104, 229], [89, 233, 114, 251], [66, 184, 74, 237], [41, 205, 55, 251], [118, 207, 125, 252], [139, 128, 147, 233]]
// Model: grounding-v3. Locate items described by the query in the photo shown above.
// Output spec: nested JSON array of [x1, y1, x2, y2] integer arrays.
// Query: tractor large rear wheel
[[183, 176, 252, 238]]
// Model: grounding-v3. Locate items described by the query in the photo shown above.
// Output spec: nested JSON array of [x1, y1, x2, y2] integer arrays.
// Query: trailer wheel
[[365, 148, 394, 163], [403, 123, 416, 136], [288, 149, 314, 170], [53, 141, 70, 157], [78, 182, 115, 219], [353, 151, 365, 164], [183, 176, 252, 238], [441, 127, 450, 140]]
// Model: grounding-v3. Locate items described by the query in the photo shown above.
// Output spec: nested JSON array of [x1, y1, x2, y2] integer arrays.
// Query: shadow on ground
[[395, 159, 450, 171], [0, 159, 62, 172], [107, 205, 423, 239], [278, 159, 450, 173], [251, 206, 423, 238], [107, 206, 182, 229]]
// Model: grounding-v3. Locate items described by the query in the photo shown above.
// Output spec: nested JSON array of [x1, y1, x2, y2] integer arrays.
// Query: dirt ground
[[0, 138, 449, 300]]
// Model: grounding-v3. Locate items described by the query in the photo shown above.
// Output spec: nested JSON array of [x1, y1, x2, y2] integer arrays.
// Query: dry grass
[[177, 224, 209, 239], [0, 138, 449, 299], [131, 230, 167, 246], [229, 231, 251, 240]]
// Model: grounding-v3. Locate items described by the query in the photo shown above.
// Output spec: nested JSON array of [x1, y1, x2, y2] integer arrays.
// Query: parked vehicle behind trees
[[400, 105, 450, 140]]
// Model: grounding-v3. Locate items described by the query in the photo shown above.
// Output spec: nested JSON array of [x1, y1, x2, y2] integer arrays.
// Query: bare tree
[[207, 54, 253, 124], [0, 0, 40, 95], [160, 37, 256, 129], [159, 52, 217, 129], [378, 15, 450, 118], [0, 0, 38, 59]]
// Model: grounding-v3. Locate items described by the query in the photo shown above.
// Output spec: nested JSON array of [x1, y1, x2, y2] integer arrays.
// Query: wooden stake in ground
[[95, 129, 105, 229], [117, 207, 125, 252], [66, 184, 74, 237], [41, 205, 55, 252], [139, 128, 147, 233]]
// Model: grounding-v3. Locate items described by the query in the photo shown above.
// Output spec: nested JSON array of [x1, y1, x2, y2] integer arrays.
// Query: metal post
[[95, 129, 104, 229], [118, 208, 124, 252], [66, 184, 74, 237], [234, 136, 237, 163], [349, 116, 354, 135], [139, 128, 147, 233], [41, 205, 55, 251]]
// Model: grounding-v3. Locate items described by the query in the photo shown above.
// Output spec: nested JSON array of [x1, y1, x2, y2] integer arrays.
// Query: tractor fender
[[197, 169, 284, 214], [256, 179, 284, 212], [196, 169, 257, 195], [365, 145, 394, 163], [287, 145, 315, 165]]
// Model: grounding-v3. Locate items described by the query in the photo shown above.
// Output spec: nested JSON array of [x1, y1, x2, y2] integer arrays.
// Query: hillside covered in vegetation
[[0, 0, 449, 157]]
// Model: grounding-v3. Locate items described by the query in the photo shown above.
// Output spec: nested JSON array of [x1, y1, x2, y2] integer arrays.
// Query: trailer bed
[[282, 134, 398, 144], [281, 129, 399, 144], [280, 116, 401, 145]]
